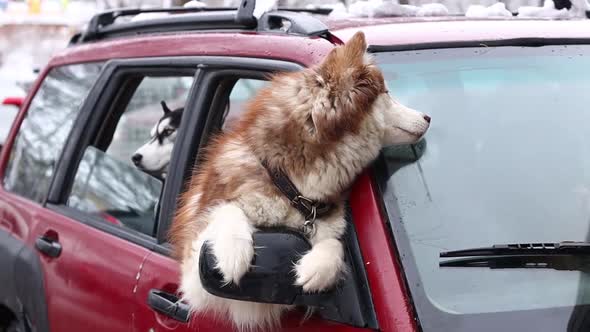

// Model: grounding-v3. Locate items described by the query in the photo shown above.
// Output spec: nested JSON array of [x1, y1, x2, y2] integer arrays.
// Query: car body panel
[[134, 252, 372, 331], [0, 64, 150, 332], [2, 190, 151, 332], [350, 172, 417, 332]]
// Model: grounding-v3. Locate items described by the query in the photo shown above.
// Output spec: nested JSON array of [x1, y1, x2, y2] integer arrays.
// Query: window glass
[[375, 45, 590, 331], [66, 75, 193, 236], [108, 76, 193, 165], [3, 63, 103, 202], [222, 79, 267, 130], [68, 146, 162, 236]]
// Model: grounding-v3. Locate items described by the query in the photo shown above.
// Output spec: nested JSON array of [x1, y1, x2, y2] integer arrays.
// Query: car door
[[1, 60, 201, 332], [133, 58, 378, 331], [0, 62, 152, 332]]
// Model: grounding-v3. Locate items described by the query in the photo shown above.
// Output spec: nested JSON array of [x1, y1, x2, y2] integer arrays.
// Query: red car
[[2, 2, 590, 332]]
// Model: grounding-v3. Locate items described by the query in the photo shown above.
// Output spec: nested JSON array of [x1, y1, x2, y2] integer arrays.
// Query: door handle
[[147, 289, 189, 323], [35, 236, 62, 258]]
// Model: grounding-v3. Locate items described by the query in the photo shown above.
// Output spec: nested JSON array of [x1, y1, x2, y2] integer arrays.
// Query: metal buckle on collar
[[303, 219, 316, 238], [294, 195, 317, 237], [303, 206, 317, 237], [293, 195, 313, 210]]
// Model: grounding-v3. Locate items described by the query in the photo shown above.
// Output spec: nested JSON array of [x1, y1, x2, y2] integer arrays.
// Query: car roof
[[50, 15, 590, 68], [48, 32, 335, 68]]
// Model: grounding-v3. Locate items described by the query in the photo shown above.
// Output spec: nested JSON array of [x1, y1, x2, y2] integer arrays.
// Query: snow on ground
[[253, 0, 278, 18], [183, 0, 207, 6], [417, 3, 449, 15], [466, 2, 512, 17], [288, 0, 543, 14], [518, 0, 570, 17], [318, 0, 587, 18], [343, 0, 449, 17], [516, 0, 589, 18]]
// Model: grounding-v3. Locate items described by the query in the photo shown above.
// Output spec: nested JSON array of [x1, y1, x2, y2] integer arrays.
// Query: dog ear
[[342, 31, 367, 66], [316, 31, 367, 82], [160, 100, 171, 114], [309, 31, 384, 141]]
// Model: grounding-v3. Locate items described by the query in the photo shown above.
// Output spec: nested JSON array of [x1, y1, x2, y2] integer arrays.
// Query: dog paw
[[212, 235, 254, 285], [205, 203, 256, 285], [294, 239, 344, 293]]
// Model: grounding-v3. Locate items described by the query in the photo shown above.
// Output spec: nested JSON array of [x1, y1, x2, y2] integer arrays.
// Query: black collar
[[261, 159, 334, 222]]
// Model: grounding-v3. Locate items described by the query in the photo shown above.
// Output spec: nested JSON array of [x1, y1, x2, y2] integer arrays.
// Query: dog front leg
[[205, 202, 255, 285], [294, 213, 347, 293]]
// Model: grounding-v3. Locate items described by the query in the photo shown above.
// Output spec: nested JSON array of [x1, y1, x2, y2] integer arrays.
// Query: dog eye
[[163, 129, 174, 136]]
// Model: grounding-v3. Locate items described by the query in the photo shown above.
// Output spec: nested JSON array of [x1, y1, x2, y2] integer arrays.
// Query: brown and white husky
[[170, 31, 431, 330]]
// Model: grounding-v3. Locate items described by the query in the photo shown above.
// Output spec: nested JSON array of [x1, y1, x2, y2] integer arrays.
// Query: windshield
[[375, 45, 590, 332]]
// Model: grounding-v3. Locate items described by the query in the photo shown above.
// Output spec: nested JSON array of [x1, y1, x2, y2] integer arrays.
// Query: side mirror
[[199, 229, 334, 307], [2, 97, 24, 109]]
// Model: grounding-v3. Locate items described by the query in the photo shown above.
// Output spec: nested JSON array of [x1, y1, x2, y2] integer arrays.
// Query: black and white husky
[[132, 101, 183, 178]]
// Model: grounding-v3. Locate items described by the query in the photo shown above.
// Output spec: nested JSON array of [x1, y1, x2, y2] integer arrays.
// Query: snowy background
[[0, 0, 585, 141]]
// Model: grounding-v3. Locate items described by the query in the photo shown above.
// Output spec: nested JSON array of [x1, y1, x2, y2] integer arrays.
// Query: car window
[[68, 146, 162, 236], [108, 76, 192, 165], [3, 63, 103, 203], [222, 79, 267, 130], [66, 75, 193, 237]]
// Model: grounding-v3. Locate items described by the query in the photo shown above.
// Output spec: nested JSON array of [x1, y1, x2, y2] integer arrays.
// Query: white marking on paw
[[207, 203, 255, 285], [295, 238, 345, 292]]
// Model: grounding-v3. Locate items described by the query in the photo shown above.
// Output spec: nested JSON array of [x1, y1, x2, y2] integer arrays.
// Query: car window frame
[[43, 57, 300, 251], [0, 62, 106, 204], [45, 58, 203, 250]]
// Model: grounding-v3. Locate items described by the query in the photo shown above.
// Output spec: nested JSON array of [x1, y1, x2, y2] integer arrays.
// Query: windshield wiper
[[440, 255, 590, 270], [439, 242, 590, 271], [440, 241, 590, 258]]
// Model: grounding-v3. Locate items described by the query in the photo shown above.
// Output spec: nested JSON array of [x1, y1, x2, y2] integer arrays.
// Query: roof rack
[[69, 0, 333, 45]]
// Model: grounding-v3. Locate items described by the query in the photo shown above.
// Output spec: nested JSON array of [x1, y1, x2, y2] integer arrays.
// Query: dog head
[[241, 31, 430, 197], [309, 31, 431, 147], [132, 101, 183, 177]]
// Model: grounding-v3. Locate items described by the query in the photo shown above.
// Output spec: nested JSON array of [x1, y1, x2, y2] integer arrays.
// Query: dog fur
[[170, 31, 431, 330]]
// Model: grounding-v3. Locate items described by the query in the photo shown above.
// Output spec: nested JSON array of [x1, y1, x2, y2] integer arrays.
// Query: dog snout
[[132, 153, 143, 166], [423, 114, 431, 123]]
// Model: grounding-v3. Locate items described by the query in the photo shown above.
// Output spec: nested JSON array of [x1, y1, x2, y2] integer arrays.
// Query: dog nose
[[423, 114, 431, 123], [132, 153, 142, 165]]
